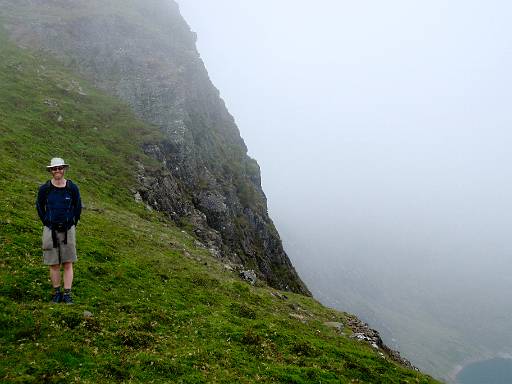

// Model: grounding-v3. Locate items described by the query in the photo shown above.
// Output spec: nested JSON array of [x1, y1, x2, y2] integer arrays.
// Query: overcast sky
[[176, 0, 512, 274], [177, 0, 512, 377]]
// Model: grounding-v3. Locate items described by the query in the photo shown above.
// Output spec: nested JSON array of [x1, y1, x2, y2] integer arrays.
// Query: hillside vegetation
[[0, 0, 310, 295], [0, 29, 440, 383]]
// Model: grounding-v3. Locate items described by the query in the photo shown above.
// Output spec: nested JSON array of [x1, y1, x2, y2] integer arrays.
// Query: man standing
[[36, 157, 82, 304]]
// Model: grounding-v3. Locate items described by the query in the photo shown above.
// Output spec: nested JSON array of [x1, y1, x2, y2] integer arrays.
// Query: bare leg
[[63, 262, 73, 290], [49, 264, 61, 288]]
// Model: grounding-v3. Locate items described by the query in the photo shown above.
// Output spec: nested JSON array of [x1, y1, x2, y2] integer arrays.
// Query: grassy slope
[[0, 30, 440, 383]]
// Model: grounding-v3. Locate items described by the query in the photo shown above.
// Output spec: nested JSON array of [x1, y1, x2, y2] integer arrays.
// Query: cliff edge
[[0, 0, 309, 294]]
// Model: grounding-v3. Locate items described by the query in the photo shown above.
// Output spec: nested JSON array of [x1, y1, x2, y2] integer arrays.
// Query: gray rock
[[323, 321, 344, 332], [270, 291, 288, 300], [289, 313, 307, 323], [193, 240, 205, 248], [44, 98, 59, 107], [239, 269, 257, 285], [223, 264, 234, 271], [83, 310, 93, 318]]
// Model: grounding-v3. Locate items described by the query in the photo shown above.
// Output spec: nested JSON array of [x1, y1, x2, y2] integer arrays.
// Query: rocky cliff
[[0, 0, 309, 294]]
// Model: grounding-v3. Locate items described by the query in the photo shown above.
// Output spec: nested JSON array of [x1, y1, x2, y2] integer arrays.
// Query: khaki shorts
[[42, 225, 77, 265]]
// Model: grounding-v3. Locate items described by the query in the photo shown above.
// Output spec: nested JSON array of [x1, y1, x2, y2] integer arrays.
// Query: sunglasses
[[50, 166, 65, 171]]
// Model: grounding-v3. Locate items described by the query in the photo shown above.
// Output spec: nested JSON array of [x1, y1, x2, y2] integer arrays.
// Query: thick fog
[[177, 0, 512, 380]]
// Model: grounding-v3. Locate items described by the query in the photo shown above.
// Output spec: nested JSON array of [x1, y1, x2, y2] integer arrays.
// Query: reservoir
[[456, 358, 512, 384]]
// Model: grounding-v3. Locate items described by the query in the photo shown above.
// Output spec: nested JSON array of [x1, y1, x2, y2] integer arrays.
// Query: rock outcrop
[[0, 0, 309, 294], [346, 316, 417, 370]]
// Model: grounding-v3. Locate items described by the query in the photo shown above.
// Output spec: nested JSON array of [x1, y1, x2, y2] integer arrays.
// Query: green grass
[[0, 28, 440, 383]]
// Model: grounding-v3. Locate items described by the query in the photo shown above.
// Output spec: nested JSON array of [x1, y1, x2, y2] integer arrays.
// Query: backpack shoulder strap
[[42, 180, 53, 202], [65, 180, 79, 203]]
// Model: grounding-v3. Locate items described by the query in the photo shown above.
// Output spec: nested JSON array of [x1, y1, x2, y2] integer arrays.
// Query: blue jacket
[[36, 180, 82, 230]]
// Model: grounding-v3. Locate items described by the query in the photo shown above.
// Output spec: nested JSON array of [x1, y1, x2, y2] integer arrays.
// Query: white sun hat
[[46, 157, 70, 169]]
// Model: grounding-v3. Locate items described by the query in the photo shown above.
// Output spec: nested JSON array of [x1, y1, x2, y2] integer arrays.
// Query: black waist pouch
[[54, 222, 67, 232], [51, 223, 68, 247]]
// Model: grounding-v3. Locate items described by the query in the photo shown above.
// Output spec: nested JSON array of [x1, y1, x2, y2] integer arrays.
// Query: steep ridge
[[0, 0, 308, 294], [0, 27, 440, 383]]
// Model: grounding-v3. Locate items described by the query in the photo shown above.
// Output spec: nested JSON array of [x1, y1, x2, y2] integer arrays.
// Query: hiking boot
[[51, 291, 62, 303], [62, 293, 73, 305]]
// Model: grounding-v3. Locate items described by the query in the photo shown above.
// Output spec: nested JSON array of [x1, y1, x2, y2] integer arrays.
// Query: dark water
[[457, 358, 512, 384]]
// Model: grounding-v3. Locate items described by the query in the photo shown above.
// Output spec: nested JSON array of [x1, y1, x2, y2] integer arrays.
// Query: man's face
[[50, 166, 65, 180]]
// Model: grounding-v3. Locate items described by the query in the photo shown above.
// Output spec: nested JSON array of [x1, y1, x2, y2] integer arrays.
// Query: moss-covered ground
[[0, 28, 441, 383]]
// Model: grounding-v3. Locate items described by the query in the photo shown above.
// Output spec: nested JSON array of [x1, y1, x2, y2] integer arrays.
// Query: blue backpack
[[37, 178, 80, 226], [37, 179, 81, 247]]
